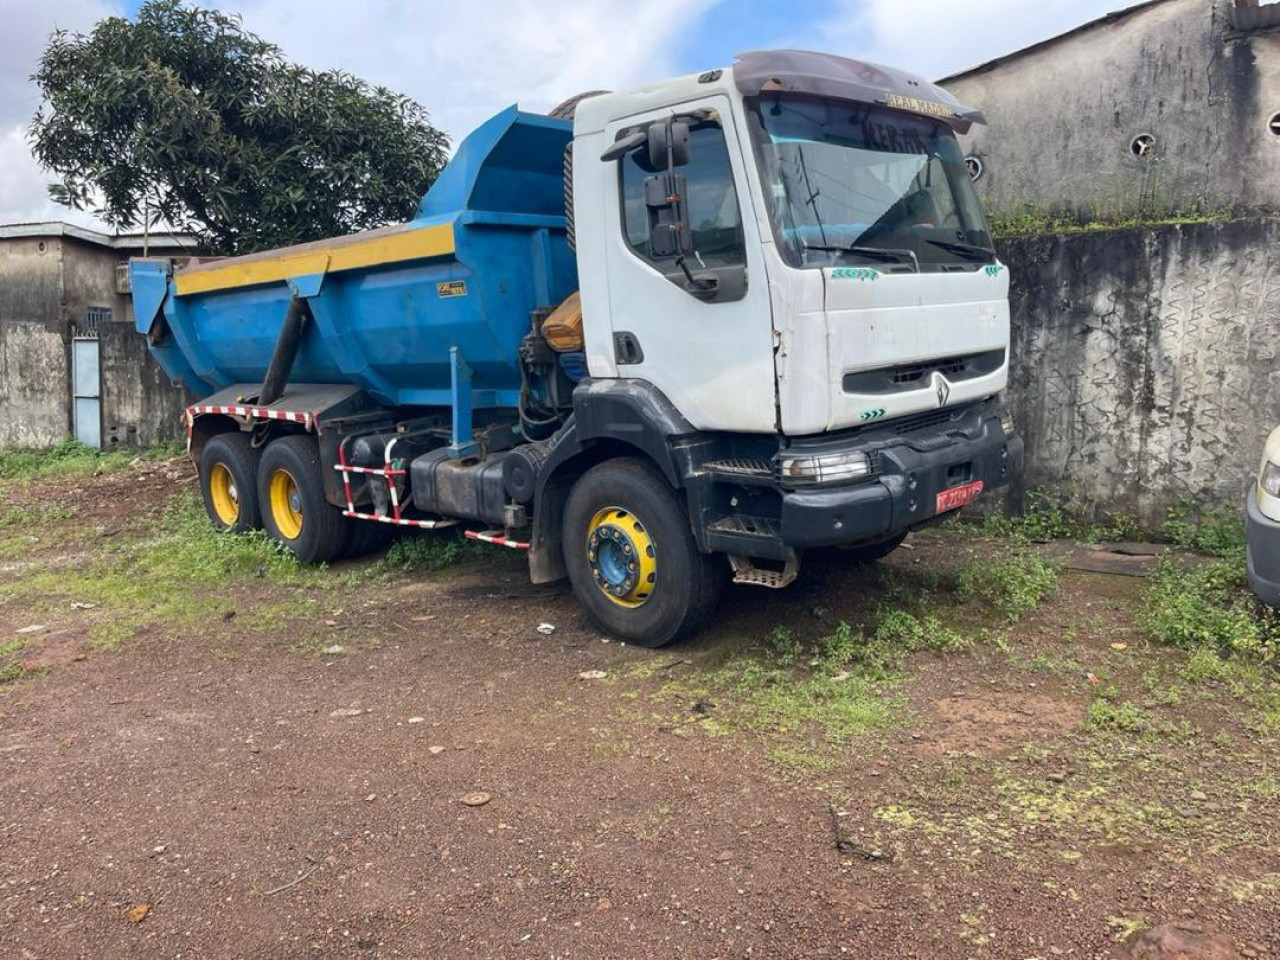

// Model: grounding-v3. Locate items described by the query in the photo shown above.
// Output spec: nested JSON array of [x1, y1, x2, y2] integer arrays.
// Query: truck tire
[[257, 435, 348, 564], [562, 457, 722, 647], [343, 518, 396, 558], [199, 433, 261, 533]]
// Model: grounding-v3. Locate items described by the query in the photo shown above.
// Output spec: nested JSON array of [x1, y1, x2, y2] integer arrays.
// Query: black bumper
[[1246, 491, 1280, 609], [779, 406, 1023, 549]]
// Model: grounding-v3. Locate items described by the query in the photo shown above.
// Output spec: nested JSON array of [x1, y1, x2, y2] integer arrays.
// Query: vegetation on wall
[[987, 202, 1237, 240]]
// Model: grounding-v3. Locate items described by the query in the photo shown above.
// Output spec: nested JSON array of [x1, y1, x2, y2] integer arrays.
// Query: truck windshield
[[748, 95, 994, 271]]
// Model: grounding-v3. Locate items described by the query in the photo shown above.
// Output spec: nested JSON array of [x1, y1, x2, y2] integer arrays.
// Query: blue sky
[[2, 0, 1131, 226]]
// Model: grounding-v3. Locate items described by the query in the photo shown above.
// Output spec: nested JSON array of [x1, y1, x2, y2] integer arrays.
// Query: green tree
[[29, 0, 449, 255]]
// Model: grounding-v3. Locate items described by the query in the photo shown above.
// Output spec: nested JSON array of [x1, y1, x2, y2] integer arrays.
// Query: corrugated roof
[[939, 0, 1174, 83], [0, 220, 195, 251]]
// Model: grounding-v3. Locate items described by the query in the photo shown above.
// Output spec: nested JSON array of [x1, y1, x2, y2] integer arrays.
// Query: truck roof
[[574, 49, 985, 135]]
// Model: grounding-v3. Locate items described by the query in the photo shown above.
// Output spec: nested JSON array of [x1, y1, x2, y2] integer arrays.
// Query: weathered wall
[[944, 0, 1280, 218], [61, 237, 128, 333], [999, 217, 1280, 524], [99, 323, 188, 448], [0, 236, 69, 446], [0, 235, 188, 449], [0, 322, 70, 446], [0, 236, 62, 324]]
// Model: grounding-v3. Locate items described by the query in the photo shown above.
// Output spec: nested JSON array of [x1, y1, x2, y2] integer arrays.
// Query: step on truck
[[130, 50, 1024, 647]]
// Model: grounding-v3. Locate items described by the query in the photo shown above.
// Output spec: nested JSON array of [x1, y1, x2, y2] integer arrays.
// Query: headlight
[[1262, 461, 1280, 498], [1000, 412, 1015, 437], [776, 450, 873, 486]]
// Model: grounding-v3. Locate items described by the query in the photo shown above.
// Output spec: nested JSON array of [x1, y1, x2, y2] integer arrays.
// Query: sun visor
[[733, 50, 986, 134]]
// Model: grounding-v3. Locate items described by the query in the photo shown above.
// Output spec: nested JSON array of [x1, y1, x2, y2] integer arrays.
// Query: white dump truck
[[132, 50, 1023, 646]]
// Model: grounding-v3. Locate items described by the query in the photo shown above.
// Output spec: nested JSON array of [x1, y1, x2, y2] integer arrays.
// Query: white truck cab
[[572, 51, 1010, 437], [1247, 426, 1280, 607]]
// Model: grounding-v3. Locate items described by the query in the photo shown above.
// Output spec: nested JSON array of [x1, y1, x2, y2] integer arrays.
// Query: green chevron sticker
[[831, 267, 880, 281], [984, 265, 1004, 277], [860, 408, 886, 422]]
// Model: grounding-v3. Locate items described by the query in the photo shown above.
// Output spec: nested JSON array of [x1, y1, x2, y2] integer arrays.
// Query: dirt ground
[[1, 459, 1277, 959]]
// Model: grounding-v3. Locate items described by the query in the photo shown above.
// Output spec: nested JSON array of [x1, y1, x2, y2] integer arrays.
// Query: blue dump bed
[[130, 107, 577, 410]]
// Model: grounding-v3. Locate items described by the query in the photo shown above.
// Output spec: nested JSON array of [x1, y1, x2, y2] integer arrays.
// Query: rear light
[[775, 450, 873, 486], [1000, 412, 1015, 437]]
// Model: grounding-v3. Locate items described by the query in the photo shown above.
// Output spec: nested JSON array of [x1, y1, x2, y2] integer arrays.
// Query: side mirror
[[644, 172, 692, 259], [647, 120, 690, 169], [650, 222, 688, 258]]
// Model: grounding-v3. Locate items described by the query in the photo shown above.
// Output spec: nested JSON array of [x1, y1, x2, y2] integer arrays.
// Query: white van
[[1247, 426, 1280, 608]]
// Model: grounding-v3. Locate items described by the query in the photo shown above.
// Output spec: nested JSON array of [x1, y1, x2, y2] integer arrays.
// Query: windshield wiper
[[800, 244, 920, 272], [924, 239, 995, 262]]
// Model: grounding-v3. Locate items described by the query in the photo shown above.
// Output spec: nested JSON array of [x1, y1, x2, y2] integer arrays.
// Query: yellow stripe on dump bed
[[174, 222, 456, 296]]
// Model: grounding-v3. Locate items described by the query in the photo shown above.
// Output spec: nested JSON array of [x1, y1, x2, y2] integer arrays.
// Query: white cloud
[[0, 0, 122, 227], [0, 0, 1139, 229], [802, 0, 1132, 80], [215, 0, 717, 145]]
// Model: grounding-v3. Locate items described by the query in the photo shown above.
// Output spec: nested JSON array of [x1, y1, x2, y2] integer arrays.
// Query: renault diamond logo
[[932, 372, 951, 408]]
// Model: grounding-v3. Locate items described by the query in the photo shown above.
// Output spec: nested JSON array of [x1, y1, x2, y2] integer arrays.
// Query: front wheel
[[562, 458, 722, 647], [257, 435, 348, 564]]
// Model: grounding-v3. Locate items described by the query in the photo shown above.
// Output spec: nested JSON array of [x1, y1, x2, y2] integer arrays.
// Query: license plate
[[936, 480, 984, 514]]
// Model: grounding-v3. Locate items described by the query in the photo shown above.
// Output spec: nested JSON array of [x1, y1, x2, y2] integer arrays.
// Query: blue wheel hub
[[589, 526, 638, 597]]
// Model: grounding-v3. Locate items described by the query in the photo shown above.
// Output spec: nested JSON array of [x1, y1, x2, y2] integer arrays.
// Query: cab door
[[596, 97, 776, 434]]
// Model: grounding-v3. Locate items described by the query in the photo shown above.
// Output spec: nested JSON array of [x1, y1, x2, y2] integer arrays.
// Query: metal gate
[[72, 336, 101, 449]]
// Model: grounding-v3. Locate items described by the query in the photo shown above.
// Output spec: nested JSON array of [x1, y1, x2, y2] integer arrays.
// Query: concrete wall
[[61, 236, 128, 334], [0, 234, 188, 449], [0, 236, 62, 324], [0, 322, 70, 447], [99, 322, 189, 448], [944, 0, 1280, 218], [999, 216, 1280, 524]]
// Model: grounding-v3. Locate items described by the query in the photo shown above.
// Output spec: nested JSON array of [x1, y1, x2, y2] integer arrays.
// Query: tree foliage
[[30, 0, 449, 254]]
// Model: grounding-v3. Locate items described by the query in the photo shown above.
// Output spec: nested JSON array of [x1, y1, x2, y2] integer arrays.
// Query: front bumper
[[779, 404, 1023, 549], [1246, 491, 1280, 608]]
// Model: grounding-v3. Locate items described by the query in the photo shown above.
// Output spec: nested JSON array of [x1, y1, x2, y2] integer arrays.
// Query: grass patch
[[978, 490, 1143, 544], [0, 635, 29, 686], [0, 438, 182, 484], [1162, 497, 1247, 559], [0, 492, 360, 652], [1178, 645, 1235, 685], [957, 550, 1060, 620], [0, 502, 76, 529], [382, 529, 478, 571], [641, 609, 977, 765], [1086, 699, 1150, 734], [1138, 557, 1277, 659]]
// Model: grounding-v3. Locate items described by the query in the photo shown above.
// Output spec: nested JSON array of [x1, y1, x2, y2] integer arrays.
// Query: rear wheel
[[563, 458, 722, 647], [258, 435, 347, 564], [199, 433, 261, 533]]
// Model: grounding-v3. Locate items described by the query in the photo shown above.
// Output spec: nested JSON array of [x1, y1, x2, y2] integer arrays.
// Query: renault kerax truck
[[130, 50, 1024, 647]]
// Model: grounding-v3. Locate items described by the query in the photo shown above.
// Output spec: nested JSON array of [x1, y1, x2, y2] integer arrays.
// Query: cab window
[[620, 123, 747, 276]]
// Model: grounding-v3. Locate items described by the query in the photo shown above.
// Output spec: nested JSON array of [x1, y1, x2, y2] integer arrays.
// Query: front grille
[[890, 357, 968, 386], [843, 349, 1005, 396], [892, 408, 963, 435]]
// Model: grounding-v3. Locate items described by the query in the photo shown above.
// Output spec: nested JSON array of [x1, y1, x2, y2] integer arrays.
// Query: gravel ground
[[1, 461, 1276, 959]]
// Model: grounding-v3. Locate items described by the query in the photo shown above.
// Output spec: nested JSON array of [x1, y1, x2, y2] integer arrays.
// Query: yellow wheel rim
[[586, 506, 657, 608], [208, 462, 240, 526], [268, 468, 304, 540]]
